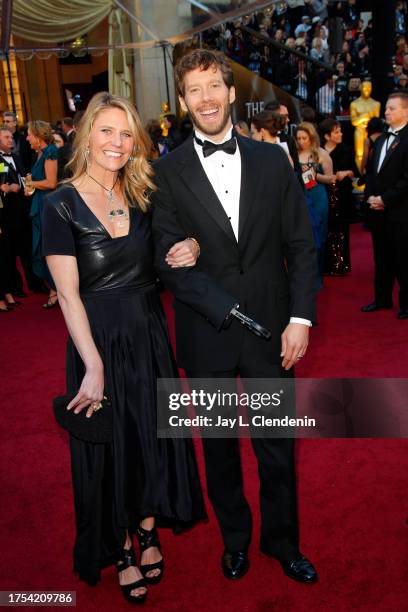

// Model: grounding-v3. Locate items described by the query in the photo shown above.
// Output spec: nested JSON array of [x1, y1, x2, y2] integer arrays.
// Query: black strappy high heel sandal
[[136, 525, 164, 585], [116, 543, 147, 605]]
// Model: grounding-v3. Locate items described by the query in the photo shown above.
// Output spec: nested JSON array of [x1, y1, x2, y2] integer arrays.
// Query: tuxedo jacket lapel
[[237, 136, 262, 241], [0, 153, 20, 183], [378, 124, 408, 173], [380, 136, 400, 172], [372, 134, 386, 173], [178, 138, 237, 244], [12, 154, 24, 179]]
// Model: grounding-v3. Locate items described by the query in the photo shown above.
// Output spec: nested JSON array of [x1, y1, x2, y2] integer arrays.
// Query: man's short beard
[[188, 102, 232, 137]]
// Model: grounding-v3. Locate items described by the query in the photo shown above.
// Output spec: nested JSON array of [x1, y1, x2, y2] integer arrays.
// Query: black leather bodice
[[42, 185, 156, 293]]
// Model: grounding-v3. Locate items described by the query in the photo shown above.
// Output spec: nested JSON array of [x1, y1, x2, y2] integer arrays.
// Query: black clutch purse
[[53, 394, 113, 443]]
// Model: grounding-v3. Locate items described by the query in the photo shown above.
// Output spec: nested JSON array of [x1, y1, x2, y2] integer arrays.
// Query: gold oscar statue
[[350, 81, 381, 174], [159, 102, 170, 137]]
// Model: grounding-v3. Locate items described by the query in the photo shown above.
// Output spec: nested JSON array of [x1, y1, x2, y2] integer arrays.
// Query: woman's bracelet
[[186, 237, 200, 258]]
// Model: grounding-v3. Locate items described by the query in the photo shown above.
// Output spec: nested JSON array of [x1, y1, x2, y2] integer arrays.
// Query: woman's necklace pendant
[[108, 207, 129, 226], [106, 189, 128, 226]]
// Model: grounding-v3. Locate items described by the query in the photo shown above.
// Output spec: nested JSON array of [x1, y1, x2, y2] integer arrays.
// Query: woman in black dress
[[320, 118, 357, 275], [42, 92, 206, 604]]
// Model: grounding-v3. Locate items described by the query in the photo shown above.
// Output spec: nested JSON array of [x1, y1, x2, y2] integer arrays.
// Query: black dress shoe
[[278, 555, 318, 584], [221, 550, 249, 580], [361, 302, 392, 312], [397, 309, 408, 319]]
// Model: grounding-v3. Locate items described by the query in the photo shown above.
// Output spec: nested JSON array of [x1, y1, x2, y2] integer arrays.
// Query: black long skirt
[[66, 285, 206, 585]]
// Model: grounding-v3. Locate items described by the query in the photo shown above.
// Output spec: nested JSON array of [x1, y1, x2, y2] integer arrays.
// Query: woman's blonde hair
[[27, 120, 54, 145], [295, 121, 321, 162], [67, 92, 156, 211]]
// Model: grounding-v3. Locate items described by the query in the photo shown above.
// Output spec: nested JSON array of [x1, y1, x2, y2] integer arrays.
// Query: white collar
[[194, 127, 233, 145]]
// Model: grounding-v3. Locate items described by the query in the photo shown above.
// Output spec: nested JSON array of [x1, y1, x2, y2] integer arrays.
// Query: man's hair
[[388, 91, 408, 107], [175, 48, 234, 96], [3, 111, 16, 121], [319, 118, 340, 138], [0, 126, 13, 134], [62, 116, 74, 128]]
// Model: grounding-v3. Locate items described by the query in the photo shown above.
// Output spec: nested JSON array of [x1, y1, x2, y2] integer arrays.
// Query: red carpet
[[0, 225, 407, 611]]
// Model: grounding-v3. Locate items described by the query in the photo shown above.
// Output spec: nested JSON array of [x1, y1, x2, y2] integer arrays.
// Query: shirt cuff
[[290, 317, 312, 327]]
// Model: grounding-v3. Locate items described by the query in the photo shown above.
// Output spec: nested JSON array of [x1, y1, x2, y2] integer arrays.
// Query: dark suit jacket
[[12, 130, 33, 174], [66, 130, 76, 146], [57, 143, 73, 181], [0, 152, 26, 229], [366, 123, 408, 223], [151, 135, 317, 371]]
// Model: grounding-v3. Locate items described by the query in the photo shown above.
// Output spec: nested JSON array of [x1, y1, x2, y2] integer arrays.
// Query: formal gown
[[325, 144, 355, 275], [42, 185, 206, 585], [302, 162, 328, 284], [30, 144, 58, 284]]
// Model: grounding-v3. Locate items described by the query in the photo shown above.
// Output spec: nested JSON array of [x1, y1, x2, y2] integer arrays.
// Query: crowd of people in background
[[0, 111, 83, 311], [202, 1, 408, 115]]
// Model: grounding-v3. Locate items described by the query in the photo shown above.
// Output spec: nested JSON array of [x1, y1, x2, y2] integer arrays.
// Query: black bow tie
[[387, 129, 400, 138], [195, 135, 237, 158]]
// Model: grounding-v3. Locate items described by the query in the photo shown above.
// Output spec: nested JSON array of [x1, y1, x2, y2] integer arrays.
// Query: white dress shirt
[[194, 127, 241, 240], [0, 150, 17, 171], [193, 128, 311, 327]]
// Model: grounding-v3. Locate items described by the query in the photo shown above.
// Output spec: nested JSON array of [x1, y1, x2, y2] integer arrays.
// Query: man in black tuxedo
[[3, 111, 32, 174], [362, 92, 408, 319], [0, 127, 40, 294], [62, 117, 76, 145], [264, 100, 302, 185], [152, 49, 318, 583]]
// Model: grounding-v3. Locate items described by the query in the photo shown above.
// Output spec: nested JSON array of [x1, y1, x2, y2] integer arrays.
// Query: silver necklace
[[86, 172, 129, 227]]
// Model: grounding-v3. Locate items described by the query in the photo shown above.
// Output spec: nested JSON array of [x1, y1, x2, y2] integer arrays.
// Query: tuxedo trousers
[[368, 210, 395, 306], [0, 219, 17, 295], [185, 340, 299, 562]]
